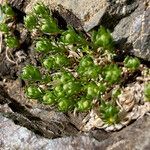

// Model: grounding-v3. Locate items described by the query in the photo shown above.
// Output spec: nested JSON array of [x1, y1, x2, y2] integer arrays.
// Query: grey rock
[[98, 115, 150, 150], [112, 0, 150, 61], [0, 84, 78, 139], [0, 113, 150, 150], [0, 114, 50, 150], [24, 0, 109, 31]]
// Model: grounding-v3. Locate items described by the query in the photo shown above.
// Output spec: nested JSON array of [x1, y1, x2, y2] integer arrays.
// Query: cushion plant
[[1, 2, 147, 126]]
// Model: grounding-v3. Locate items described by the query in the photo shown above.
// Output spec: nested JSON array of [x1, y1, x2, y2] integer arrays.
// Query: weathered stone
[[0, 84, 78, 139], [0, 115, 50, 150], [112, 0, 150, 61], [25, 0, 109, 31], [0, 114, 150, 150]]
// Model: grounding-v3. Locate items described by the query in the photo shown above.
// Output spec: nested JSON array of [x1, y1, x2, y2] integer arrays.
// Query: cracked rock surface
[[0, 114, 150, 150]]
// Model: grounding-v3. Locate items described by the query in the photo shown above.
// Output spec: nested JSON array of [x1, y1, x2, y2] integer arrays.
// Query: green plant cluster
[[144, 83, 150, 101], [100, 101, 120, 124], [124, 56, 140, 71], [1, 3, 144, 125], [0, 3, 19, 48], [21, 3, 143, 124], [24, 3, 60, 33]]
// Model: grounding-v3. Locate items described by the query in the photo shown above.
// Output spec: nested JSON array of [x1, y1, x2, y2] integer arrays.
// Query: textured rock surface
[[0, 84, 79, 139], [112, 0, 150, 61], [1, 114, 150, 150], [25, 0, 109, 31]]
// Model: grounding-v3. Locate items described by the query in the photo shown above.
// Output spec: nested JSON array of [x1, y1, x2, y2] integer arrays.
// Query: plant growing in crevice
[[0, 3, 19, 49], [1, 3, 148, 126], [100, 100, 120, 125], [124, 56, 140, 71]]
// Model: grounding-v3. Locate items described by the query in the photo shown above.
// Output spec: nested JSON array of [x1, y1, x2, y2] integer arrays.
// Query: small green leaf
[[54, 54, 69, 67], [43, 91, 56, 105], [63, 81, 80, 96], [92, 26, 114, 51], [2, 4, 14, 16], [26, 86, 43, 99], [85, 82, 100, 99], [21, 65, 42, 81], [100, 101, 119, 124], [43, 57, 54, 70], [60, 71, 75, 83], [40, 19, 60, 34], [103, 64, 121, 84], [35, 38, 52, 52], [124, 56, 140, 70], [77, 99, 92, 111], [79, 56, 94, 67], [60, 26, 84, 45], [0, 23, 9, 33], [5, 35, 19, 48], [58, 98, 74, 112], [144, 83, 150, 101], [24, 14, 37, 30], [33, 3, 50, 16], [54, 84, 65, 98]]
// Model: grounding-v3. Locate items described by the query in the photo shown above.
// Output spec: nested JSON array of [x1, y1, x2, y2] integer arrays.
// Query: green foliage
[[77, 98, 92, 111], [92, 26, 114, 51], [4, 35, 19, 48], [103, 64, 121, 84], [0, 3, 19, 48], [0, 23, 9, 33], [55, 54, 69, 67], [100, 101, 120, 124], [1, 3, 146, 126], [40, 18, 60, 34], [20, 3, 123, 114], [2, 4, 14, 17], [43, 56, 55, 69], [124, 56, 140, 70], [58, 98, 74, 112], [33, 3, 50, 16], [27, 3, 61, 34], [35, 38, 52, 52], [43, 54, 69, 70], [59, 71, 75, 83], [24, 14, 37, 31], [26, 85, 43, 99], [144, 83, 150, 101], [60, 26, 86, 45], [77, 56, 101, 80], [21, 65, 42, 81], [85, 82, 100, 99], [43, 91, 56, 105]]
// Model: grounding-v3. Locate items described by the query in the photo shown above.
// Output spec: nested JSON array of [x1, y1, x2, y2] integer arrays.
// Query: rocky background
[[0, 0, 150, 149]]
